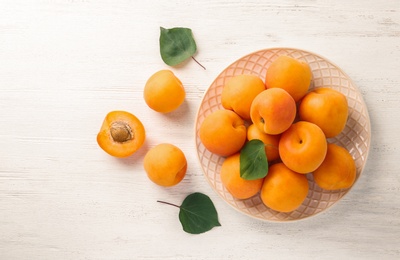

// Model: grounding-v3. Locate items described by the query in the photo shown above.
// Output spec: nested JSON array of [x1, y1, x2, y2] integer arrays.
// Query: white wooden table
[[1, 1, 399, 259]]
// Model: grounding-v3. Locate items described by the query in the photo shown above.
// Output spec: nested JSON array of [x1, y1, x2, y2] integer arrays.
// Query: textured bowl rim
[[194, 47, 372, 222]]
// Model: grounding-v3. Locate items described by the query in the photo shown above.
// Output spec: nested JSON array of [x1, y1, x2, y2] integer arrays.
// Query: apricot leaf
[[159, 27, 205, 69], [157, 192, 221, 234], [240, 139, 268, 180]]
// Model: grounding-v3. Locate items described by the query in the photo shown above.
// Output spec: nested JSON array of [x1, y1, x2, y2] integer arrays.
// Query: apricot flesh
[[97, 111, 146, 158]]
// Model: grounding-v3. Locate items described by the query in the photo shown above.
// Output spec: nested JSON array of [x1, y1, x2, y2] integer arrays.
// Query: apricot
[[312, 143, 356, 190], [97, 111, 145, 158], [260, 163, 309, 212], [250, 88, 296, 135], [199, 109, 247, 157], [279, 121, 327, 174], [299, 87, 349, 138], [247, 124, 280, 162], [265, 55, 312, 102], [221, 74, 266, 120], [220, 153, 264, 200], [144, 70, 185, 113], [143, 143, 187, 187]]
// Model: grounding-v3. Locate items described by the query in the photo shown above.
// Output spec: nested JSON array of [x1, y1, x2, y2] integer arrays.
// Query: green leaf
[[159, 27, 202, 68], [157, 192, 221, 234], [240, 139, 269, 180]]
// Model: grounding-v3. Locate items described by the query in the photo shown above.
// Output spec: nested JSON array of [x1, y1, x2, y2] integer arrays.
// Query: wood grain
[[1, 0, 399, 259]]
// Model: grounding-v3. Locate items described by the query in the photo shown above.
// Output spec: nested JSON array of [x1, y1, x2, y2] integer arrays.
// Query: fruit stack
[[199, 55, 356, 213]]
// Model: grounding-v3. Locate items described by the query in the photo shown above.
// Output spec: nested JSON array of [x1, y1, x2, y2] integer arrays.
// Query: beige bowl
[[195, 48, 371, 222]]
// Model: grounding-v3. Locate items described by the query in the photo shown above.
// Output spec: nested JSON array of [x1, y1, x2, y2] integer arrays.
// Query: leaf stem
[[191, 56, 206, 70], [157, 200, 180, 208]]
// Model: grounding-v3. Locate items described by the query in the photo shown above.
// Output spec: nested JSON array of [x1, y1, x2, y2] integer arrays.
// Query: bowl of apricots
[[195, 48, 371, 222]]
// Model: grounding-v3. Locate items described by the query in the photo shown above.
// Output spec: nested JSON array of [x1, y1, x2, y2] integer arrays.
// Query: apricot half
[[97, 111, 146, 158]]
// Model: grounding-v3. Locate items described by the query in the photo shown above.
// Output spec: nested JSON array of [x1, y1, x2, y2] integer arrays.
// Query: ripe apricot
[[247, 124, 280, 162], [143, 143, 187, 187], [279, 121, 327, 174], [265, 55, 312, 102], [299, 87, 349, 138], [250, 88, 296, 135], [221, 74, 266, 120], [260, 163, 309, 212], [312, 143, 356, 190], [220, 153, 264, 200], [144, 70, 185, 113], [97, 111, 145, 158], [199, 109, 247, 157]]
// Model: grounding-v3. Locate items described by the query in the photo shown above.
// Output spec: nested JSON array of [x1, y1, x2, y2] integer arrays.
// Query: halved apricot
[[97, 111, 145, 158]]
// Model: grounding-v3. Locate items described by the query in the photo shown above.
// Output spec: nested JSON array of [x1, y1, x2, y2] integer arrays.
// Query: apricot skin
[[279, 121, 327, 174], [221, 74, 266, 120], [260, 163, 309, 213], [199, 110, 247, 157], [312, 143, 356, 190], [144, 70, 185, 113], [143, 143, 187, 187], [299, 87, 349, 138], [250, 88, 296, 135], [247, 124, 280, 162], [265, 55, 312, 102], [220, 153, 264, 200]]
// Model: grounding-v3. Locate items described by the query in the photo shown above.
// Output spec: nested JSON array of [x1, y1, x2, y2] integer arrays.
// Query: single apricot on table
[[299, 87, 349, 138], [247, 124, 280, 162], [250, 88, 296, 135], [279, 121, 327, 174], [260, 163, 309, 212], [220, 153, 264, 200], [312, 143, 356, 190], [265, 55, 312, 102], [144, 70, 185, 113], [97, 110, 145, 158], [143, 143, 187, 187], [221, 74, 266, 120], [199, 109, 247, 157]]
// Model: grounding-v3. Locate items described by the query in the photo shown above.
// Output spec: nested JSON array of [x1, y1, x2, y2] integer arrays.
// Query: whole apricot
[[97, 111, 145, 158], [143, 143, 187, 187], [312, 143, 356, 190], [250, 88, 296, 135], [265, 55, 312, 102], [144, 70, 185, 113], [279, 121, 327, 174], [199, 109, 247, 157], [220, 153, 264, 200], [260, 163, 309, 212], [247, 124, 280, 162], [221, 74, 266, 120], [299, 87, 348, 138]]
